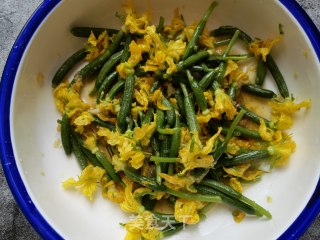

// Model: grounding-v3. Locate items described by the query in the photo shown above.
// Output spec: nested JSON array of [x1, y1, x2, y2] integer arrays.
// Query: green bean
[[219, 149, 270, 167], [150, 156, 179, 163], [214, 38, 231, 47], [187, 70, 208, 112], [70, 26, 119, 38], [227, 82, 238, 100], [106, 79, 125, 100], [255, 55, 267, 86], [211, 26, 253, 45], [70, 131, 88, 170], [235, 126, 261, 139], [127, 114, 134, 131], [193, 168, 210, 183], [97, 71, 118, 102], [198, 180, 271, 218], [156, 16, 165, 33], [106, 35, 130, 101], [117, 74, 135, 133], [164, 187, 222, 202], [198, 68, 219, 90], [160, 224, 184, 238], [156, 162, 162, 185], [52, 48, 87, 88], [213, 62, 227, 86], [168, 116, 181, 175], [123, 167, 222, 203], [124, 167, 161, 190], [237, 104, 275, 129], [167, 163, 174, 175], [223, 30, 240, 57], [151, 135, 160, 156], [107, 36, 131, 103], [160, 132, 171, 159], [169, 116, 181, 158], [68, 130, 102, 167], [221, 125, 261, 139], [121, 35, 132, 63], [182, 1, 218, 60], [240, 194, 272, 219], [150, 81, 161, 93], [162, 98, 176, 127], [210, 121, 259, 139], [212, 109, 246, 161], [225, 109, 246, 142], [94, 50, 123, 93], [195, 185, 258, 215], [201, 179, 241, 198], [76, 30, 124, 81], [212, 30, 240, 86], [151, 128, 164, 185], [221, 127, 241, 137], [60, 114, 72, 155], [211, 139, 226, 163], [174, 90, 186, 118], [208, 53, 252, 61], [212, 26, 288, 99], [191, 64, 215, 73], [242, 84, 276, 99], [178, 50, 209, 70], [156, 108, 165, 130], [266, 54, 289, 98], [81, 147, 102, 167], [165, 107, 176, 128], [95, 151, 124, 187], [142, 107, 154, 125], [180, 83, 200, 133], [93, 116, 116, 131]]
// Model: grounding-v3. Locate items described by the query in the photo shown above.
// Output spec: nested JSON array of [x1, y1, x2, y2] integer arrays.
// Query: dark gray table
[[0, 0, 319, 239]]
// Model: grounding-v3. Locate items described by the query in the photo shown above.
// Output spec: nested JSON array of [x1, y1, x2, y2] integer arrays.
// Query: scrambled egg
[[63, 165, 105, 201], [249, 36, 282, 61]]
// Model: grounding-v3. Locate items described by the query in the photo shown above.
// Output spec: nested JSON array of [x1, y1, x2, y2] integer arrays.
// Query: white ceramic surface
[[9, 0, 320, 239]]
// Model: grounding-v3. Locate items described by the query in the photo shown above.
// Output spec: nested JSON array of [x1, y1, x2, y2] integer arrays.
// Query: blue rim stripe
[[277, 1, 320, 239], [279, 179, 320, 240], [0, 0, 319, 239], [279, 0, 320, 61], [0, 0, 62, 239]]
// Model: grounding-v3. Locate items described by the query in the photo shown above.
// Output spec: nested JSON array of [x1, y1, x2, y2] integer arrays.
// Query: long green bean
[[117, 74, 135, 133], [76, 30, 124, 81], [180, 83, 200, 133], [183, 1, 218, 60], [60, 114, 72, 155], [52, 48, 88, 88]]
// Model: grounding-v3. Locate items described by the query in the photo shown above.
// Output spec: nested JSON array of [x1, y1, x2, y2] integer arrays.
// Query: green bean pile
[[52, 1, 310, 239]]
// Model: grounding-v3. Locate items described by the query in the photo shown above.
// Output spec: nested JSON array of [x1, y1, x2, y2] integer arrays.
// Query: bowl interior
[[10, 0, 320, 239]]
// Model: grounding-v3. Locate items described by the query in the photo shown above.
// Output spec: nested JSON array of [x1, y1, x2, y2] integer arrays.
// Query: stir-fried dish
[[52, 1, 310, 239]]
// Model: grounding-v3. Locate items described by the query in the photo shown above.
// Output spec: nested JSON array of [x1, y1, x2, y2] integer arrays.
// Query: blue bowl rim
[[0, 0, 319, 239]]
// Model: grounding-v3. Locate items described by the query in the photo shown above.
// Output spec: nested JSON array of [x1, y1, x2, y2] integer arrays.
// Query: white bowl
[[0, 0, 319, 239]]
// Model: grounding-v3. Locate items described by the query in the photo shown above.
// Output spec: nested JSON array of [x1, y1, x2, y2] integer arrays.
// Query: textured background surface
[[0, 0, 319, 239]]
